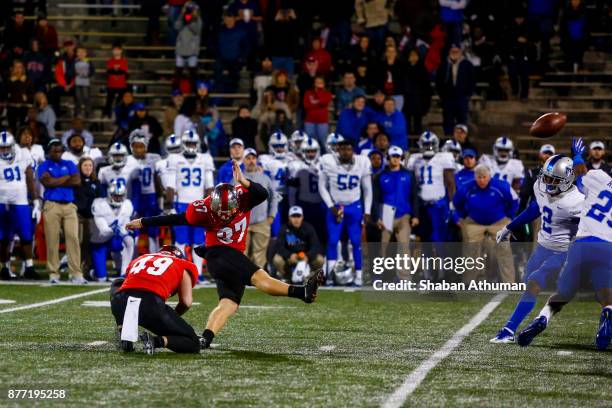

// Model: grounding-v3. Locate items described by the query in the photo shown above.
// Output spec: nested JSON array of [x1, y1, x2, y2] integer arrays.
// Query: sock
[[355, 269, 362, 284], [25, 259, 33, 267], [505, 292, 537, 332], [538, 304, 553, 322], [288, 285, 306, 300], [201, 329, 214, 348], [153, 336, 164, 348], [191, 247, 204, 278]]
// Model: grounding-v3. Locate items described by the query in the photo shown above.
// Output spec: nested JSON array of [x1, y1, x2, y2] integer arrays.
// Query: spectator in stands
[[455, 148, 478, 187], [439, 0, 468, 47], [368, 149, 385, 176], [228, 0, 263, 67], [104, 43, 128, 117], [453, 164, 517, 283], [197, 98, 226, 157], [38, 139, 85, 284], [368, 89, 385, 116], [34, 91, 55, 138], [587, 141, 611, 175], [526, 0, 558, 71], [302, 37, 333, 77], [217, 138, 245, 184], [23, 39, 49, 93], [265, 4, 299, 76], [75, 157, 101, 277], [373, 131, 391, 157], [506, 10, 535, 101], [349, 34, 376, 72], [61, 117, 94, 148], [335, 71, 365, 117], [173, 96, 197, 138], [272, 205, 324, 282], [270, 109, 294, 136], [25, 107, 50, 148], [435, 45, 475, 136], [167, 0, 189, 45], [231, 105, 258, 148], [34, 15, 58, 59], [357, 122, 383, 155], [6, 59, 34, 132], [303, 75, 332, 148], [560, 0, 587, 73], [452, 124, 477, 153], [114, 91, 136, 132], [379, 97, 408, 150], [215, 10, 247, 93], [4, 11, 33, 58], [253, 56, 274, 106], [324, 0, 354, 56], [243, 148, 278, 267], [355, 62, 373, 93], [402, 49, 431, 136], [175, 1, 202, 88], [337, 95, 372, 146], [269, 70, 299, 117], [128, 103, 163, 154], [377, 46, 405, 111], [355, 0, 392, 54], [424, 23, 446, 74], [163, 89, 184, 136], [50, 40, 77, 115], [252, 88, 292, 148], [74, 46, 95, 118], [17, 126, 45, 167]]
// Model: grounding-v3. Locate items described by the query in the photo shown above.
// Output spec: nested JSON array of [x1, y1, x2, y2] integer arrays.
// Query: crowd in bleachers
[[0, 0, 610, 285]]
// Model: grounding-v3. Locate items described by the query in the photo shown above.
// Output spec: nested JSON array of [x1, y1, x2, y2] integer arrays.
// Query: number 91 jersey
[[166, 153, 215, 203], [120, 253, 199, 300], [578, 169, 612, 242], [0, 146, 34, 205]]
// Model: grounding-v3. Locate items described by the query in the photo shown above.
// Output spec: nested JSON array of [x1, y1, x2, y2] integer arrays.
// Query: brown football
[[529, 112, 567, 138]]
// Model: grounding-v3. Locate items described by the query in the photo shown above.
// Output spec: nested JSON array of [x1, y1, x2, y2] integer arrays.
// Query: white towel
[[120, 296, 141, 342]]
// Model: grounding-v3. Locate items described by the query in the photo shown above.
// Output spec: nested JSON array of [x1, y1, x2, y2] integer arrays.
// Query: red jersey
[[185, 184, 256, 252], [119, 253, 199, 300], [106, 57, 128, 89]]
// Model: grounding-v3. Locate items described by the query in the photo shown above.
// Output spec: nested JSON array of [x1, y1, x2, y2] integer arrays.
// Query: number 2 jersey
[[577, 169, 612, 242], [183, 182, 269, 252], [119, 253, 199, 300]]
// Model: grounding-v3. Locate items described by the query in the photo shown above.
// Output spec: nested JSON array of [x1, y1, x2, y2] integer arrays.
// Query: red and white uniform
[[119, 253, 199, 300]]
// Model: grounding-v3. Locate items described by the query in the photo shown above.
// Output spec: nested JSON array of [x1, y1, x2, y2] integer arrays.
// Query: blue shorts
[[136, 193, 160, 237], [0, 204, 33, 242], [174, 202, 205, 245], [556, 236, 612, 300], [524, 244, 567, 289]]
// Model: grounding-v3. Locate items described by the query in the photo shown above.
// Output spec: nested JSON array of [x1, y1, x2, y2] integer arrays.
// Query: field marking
[[381, 293, 507, 408], [0, 288, 109, 314], [0, 299, 16, 304], [81, 300, 201, 307], [557, 350, 573, 356], [319, 345, 336, 352], [240, 305, 297, 309], [86, 341, 108, 347]]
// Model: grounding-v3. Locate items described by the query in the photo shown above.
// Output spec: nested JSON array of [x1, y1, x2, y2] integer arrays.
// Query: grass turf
[[0, 285, 609, 407]]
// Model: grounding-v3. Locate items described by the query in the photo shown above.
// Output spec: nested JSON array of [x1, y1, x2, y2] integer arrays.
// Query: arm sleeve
[[507, 200, 541, 232], [318, 168, 334, 208], [141, 212, 190, 227], [246, 180, 269, 209], [361, 174, 373, 215]]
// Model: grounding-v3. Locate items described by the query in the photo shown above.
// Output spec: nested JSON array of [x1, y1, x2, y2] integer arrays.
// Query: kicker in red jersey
[[119, 253, 199, 300], [185, 184, 256, 252]]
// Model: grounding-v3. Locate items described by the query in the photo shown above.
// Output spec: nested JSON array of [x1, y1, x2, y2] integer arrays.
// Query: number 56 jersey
[[577, 169, 612, 242], [166, 153, 215, 203]]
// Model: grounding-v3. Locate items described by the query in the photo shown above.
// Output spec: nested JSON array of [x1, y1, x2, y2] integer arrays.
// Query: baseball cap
[[229, 138, 244, 147], [539, 144, 555, 154], [288, 206, 303, 217], [462, 148, 476, 158], [171, 89, 183, 97], [590, 141, 605, 150], [368, 149, 383, 158], [244, 148, 257, 157], [388, 146, 403, 157], [454, 124, 468, 134], [196, 80, 209, 90], [134, 102, 146, 111]]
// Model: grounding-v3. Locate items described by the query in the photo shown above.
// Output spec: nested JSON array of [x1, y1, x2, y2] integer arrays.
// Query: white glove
[[32, 199, 42, 224], [496, 226, 513, 244], [164, 207, 177, 215]]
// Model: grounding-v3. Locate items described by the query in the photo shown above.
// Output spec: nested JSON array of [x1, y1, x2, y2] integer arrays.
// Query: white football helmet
[[165, 134, 182, 154], [442, 139, 462, 160], [538, 154, 575, 195], [128, 129, 149, 150], [290, 130, 308, 155], [108, 142, 129, 168], [326, 132, 344, 154], [301, 137, 320, 164], [418, 131, 439, 159], [334, 262, 354, 286], [0, 131, 16, 162], [181, 130, 200, 158], [493, 136, 514, 163], [107, 179, 127, 208], [268, 131, 288, 160]]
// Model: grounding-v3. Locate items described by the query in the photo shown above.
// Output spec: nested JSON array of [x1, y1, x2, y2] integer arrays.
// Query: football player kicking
[[517, 138, 612, 350], [126, 160, 323, 349], [110, 245, 200, 354], [491, 154, 584, 343]]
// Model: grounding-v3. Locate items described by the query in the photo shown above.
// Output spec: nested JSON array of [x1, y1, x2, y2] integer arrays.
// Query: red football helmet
[[158, 245, 185, 259], [210, 183, 239, 222]]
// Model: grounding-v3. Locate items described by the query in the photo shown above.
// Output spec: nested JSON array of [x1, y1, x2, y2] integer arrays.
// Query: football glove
[[31, 199, 42, 224], [571, 137, 585, 157], [496, 226, 513, 243]]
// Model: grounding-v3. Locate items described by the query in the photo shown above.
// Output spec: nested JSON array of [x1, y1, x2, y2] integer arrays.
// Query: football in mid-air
[[529, 112, 567, 138]]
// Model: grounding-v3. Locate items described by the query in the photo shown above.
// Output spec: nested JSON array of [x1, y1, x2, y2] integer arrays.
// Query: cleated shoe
[[139, 332, 155, 355], [595, 308, 612, 350], [490, 327, 515, 344], [517, 316, 548, 347], [304, 268, 324, 304]]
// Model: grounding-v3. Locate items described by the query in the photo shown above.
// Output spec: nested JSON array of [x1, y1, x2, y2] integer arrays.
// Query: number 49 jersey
[[119, 253, 199, 300], [166, 153, 215, 203], [577, 169, 612, 242], [0, 146, 34, 205], [405, 152, 456, 202]]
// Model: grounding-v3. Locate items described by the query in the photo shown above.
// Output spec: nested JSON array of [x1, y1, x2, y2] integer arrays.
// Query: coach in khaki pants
[[453, 164, 518, 283], [38, 140, 84, 283]]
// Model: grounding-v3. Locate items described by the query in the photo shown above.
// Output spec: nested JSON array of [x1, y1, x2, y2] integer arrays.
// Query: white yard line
[[0, 299, 16, 304], [319, 345, 336, 352], [381, 293, 507, 408], [0, 288, 108, 314], [86, 341, 108, 347]]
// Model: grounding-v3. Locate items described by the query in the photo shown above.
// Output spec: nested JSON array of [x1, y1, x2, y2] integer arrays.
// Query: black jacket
[[75, 177, 102, 218], [435, 58, 475, 100], [276, 221, 321, 261], [231, 117, 258, 148]]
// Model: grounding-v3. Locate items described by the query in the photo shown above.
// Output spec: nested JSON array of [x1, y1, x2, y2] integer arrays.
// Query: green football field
[[0, 283, 610, 407]]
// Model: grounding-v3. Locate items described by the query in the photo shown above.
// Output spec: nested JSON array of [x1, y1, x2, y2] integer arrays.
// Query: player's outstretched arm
[[125, 213, 191, 230], [497, 200, 541, 243]]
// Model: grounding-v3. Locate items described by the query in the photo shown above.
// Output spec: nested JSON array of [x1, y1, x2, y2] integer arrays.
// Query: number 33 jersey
[[166, 153, 215, 203], [184, 184, 256, 252]]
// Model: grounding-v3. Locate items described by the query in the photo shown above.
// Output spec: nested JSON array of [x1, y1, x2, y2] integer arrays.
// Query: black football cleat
[[23, 266, 40, 280], [139, 332, 155, 355], [0, 267, 13, 281], [304, 268, 324, 304], [517, 316, 548, 347], [198, 336, 210, 349], [115, 327, 134, 352]]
